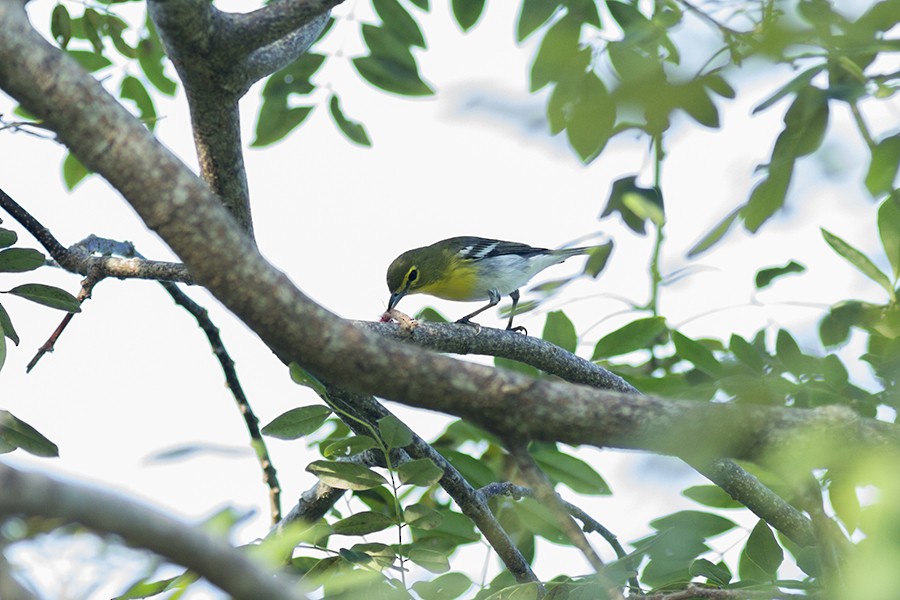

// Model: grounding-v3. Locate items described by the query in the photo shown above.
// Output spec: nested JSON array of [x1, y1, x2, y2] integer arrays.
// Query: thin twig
[[507, 444, 624, 600]]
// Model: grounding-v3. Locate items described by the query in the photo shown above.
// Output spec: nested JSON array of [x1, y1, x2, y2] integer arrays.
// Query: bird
[[385, 236, 596, 332]]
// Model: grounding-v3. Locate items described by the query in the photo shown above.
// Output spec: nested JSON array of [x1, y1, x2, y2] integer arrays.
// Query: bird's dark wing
[[456, 238, 548, 261]]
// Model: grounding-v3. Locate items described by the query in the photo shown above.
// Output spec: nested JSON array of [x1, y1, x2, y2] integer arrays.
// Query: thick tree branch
[[0, 463, 306, 600], [146, 0, 336, 235], [0, 0, 896, 529]]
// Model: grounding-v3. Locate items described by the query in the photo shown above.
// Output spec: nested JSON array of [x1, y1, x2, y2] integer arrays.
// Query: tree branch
[[0, 463, 306, 600], [0, 0, 895, 529]]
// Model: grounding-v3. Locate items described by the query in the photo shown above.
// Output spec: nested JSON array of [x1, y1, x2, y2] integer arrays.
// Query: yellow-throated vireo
[[385, 236, 596, 332]]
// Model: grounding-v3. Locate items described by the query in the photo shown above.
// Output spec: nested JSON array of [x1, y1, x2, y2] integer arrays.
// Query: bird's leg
[[506, 289, 527, 334], [456, 289, 501, 329]]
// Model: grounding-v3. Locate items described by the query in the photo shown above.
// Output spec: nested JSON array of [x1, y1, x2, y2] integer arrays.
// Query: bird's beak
[[388, 290, 406, 311]]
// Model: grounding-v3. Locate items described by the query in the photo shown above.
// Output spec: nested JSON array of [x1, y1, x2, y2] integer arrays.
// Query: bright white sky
[[1, 0, 898, 597]]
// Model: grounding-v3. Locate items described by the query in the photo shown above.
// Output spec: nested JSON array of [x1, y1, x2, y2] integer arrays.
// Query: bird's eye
[[408, 269, 418, 283]]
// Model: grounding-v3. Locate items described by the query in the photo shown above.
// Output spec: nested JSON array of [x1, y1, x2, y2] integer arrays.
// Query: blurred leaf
[[120, 76, 157, 130], [828, 473, 860, 533], [66, 49, 110, 72], [583, 241, 613, 278], [495, 356, 540, 377], [0, 229, 16, 248], [328, 95, 371, 147], [0, 248, 45, 273], [350, 542, 396, 569], [408, 548, 451, 574], [0, 322, 5, 372], [288, 362, 328, 395], [323, 436, 377, 458], [413, 572, 472, 600], [482, 582, 542, 600], [440, 449, 496, 488], [82, 8, 105, 53], [261, 405, 332, 440], [0, 410, 59, 457], [689, 558, 732, 586], [517, 0, 560, 42], [51, 4, 72, 48], [755, 260, 805, 289], [600, 176, 664, 235], [822, 228, 895, 300], [752, 65, 825, 114], [407, 0, 429, 8], [530, 14, 582, 92], [866, 134, 900, 197], [378, 414, 414, 448], [530, 444, 610, 495], [822, 353, 849, 390], [353, 55, 434, 96], [564, 72, 615, 162], [593, 316, 667, 359], [542, 310, 577, 353], [306, 460, 387, 490], [729, 334, 765, 373], [682, 485, 743, 509], [686, 207, 741, 258], [372, 0, 425, 47], [63, 151, 90, 190], [650, 511, 737, 538], [0, 302, 19, 346], [740, 520, 783, 581], [332, 511, 394, 535], [404, 503, 443, 529], [252, 105, 314, 147], [137, 30, 177, 95], [452, 0, 486, 31], [878, 195, 900, 280], [398, 457, 443, 486], [672, 332, 722, 377], [6, 284, 80, 312]]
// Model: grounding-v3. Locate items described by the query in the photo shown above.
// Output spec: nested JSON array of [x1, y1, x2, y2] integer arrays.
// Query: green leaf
[[516, 0, 560, 42], [350, 542, 396, 569], [650, 510, 737, 538], [407, 0, 430, 9], [592, 316, 667, 359], [530, 444, 610, 495], [494, 356, 540, 378], [6, 284, 81, 312], [306, 460, 387, 490], [328, 95, 371, 147], [878, 195, 900, 280], [672, 331, 722, 377], [353, 55, 434, 96], [66, 50, 110, 72], [0, 228, 17, 248], [867, 134, 900, 198], [775, 329, 808, 375], [482, 583, 542, 600], [252, 105, 314, 147], [120, 76, 157, 130], [0, 322, 5, 373], [323, 435, 377, 458], [828, 473, 860, 532], [0, 410, 59, 457], [138, 21, 177, 95], [398, 457, 443, 486], [689, 558, 732, 586], [0, 302, 19, 346], [412, 572, 472, 600], [288, 362, 327, 395], [530, 14, 582, 92], [752, 65, 825, 114], [686, 207, 741, 257], [63, 151, 90, 190], [822, 228, 895, 300], [565, 72, 615, 163], [51, 4, 72, 48], [682, 485, 743, 509], [263, 53, 326, 99], [372, 0, 426, 47], [403, 503, 443, 529], [451, 0, 486, 31], [440, 449, 496, 488], [407, 548, 450, 573], [583, 241, 613, 278], [600, 176, 664, 235], [378, 415, 413, 448], [755, 260, 806, 289], [332, 511, 394, 535], [822, 353, 849, 390], [261, 405, 332, 440], [0, 248, 45, 273], [542, 310, 577, 353], [740, 520, 783, 580], [729, 334, 764, 373]]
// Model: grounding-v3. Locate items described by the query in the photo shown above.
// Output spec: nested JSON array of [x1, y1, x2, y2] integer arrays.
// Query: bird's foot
[[507, 325, 527, 335], [455, 318, 483, 335]]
